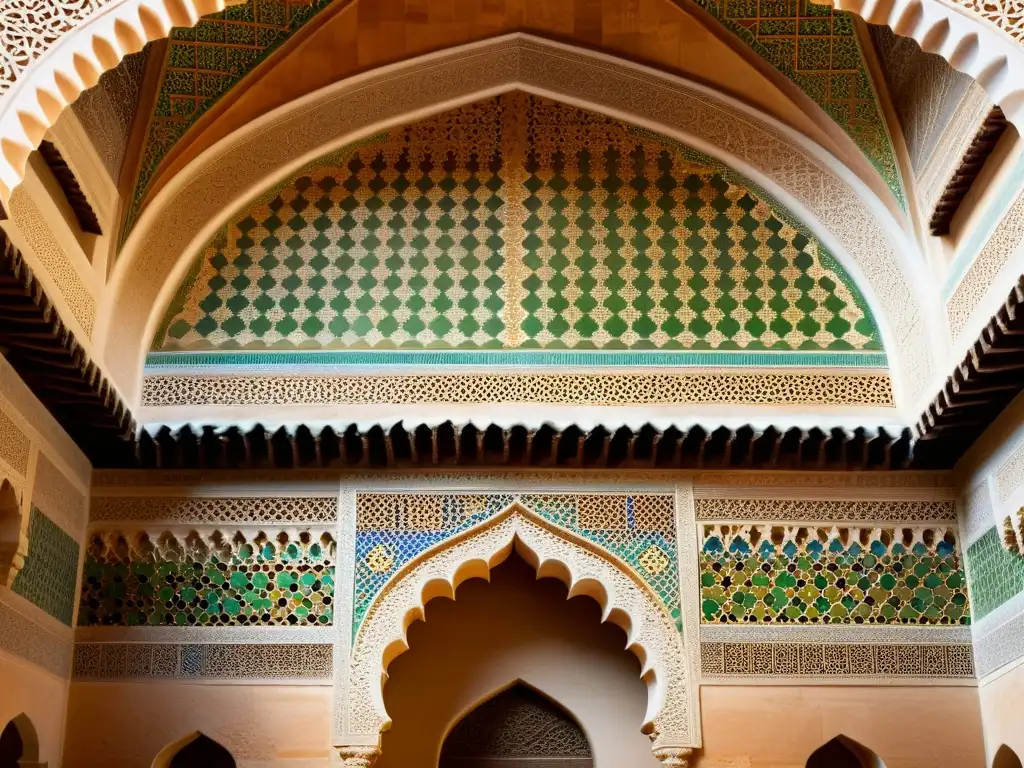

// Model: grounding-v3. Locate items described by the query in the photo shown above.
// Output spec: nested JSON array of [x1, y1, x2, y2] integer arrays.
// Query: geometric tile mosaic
[[692, 0, 904, 204], [11, 507, 80, 626], [354, 492, 679, 638], [965, 526, 1024, 621], [125, 0, 333, 238], [700, 524, 970, 625], [127, 0, 902, 241], [154, 94, 881, 356], [79, 533, 334, 627]]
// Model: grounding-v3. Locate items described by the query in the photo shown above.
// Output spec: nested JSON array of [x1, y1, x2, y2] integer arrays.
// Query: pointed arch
[[103, 34, 935, 410], [994, 745, 1024, 768], [346, 502, 697, 754], [1, 0, 1023, 206], [0, 713, 41, 768], [439, 681, 593, 768], [0, 480, 22, 586], [152, 732, 235, 768], [807, 735, 886, 768]]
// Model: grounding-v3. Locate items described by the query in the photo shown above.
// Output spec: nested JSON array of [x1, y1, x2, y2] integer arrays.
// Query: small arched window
[[0, 713, 42, 768], [167, 734, 235, 768], [440, 683, 593, 767], [994, 745, 1024, 768], [807, 735, 884, 768]]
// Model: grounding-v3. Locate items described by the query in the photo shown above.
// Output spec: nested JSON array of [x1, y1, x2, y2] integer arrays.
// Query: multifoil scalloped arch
[[100, 34, 936, 411], [1, 0, 1024, 205], [344, 501, 699, 754]]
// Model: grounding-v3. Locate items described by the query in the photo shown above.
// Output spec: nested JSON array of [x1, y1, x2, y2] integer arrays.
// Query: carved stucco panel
[[346, 505, 696, 750]]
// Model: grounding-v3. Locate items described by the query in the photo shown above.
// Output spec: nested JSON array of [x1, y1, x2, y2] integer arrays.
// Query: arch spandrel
[[100, 35, 933, 409], [345, 502, 699, 752]]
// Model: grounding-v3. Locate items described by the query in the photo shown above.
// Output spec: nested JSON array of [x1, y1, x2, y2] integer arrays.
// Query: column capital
[[654, 747, 694, 767], [336, 745, 380, 767]]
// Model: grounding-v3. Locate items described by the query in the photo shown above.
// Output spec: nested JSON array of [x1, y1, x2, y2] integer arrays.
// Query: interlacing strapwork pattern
[[700, 524, 969, 625], [0, 0, 104, 95], [700, 641, 974, 677], [73, 642, 333, 680], [89, 496, 338, 523], [354, 493, 679, 635], [141, 371, 893, 407], [693, 498, 956, 522], [79, 528, 335, 627], [155, 94, 880, 354], [957, 0, 1024, 43]]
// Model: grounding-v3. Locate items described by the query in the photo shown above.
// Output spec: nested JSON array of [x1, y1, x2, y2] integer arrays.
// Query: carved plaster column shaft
[[336, 746, 380, 767]]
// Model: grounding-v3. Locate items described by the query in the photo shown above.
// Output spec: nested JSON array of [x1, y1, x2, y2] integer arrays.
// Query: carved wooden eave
[[916, 275, 1024, 464], [134, 421, 918, 471], [0, 229, 135, 465]]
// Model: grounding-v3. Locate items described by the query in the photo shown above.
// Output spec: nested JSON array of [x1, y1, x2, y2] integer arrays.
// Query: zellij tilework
[[154, 94, 880, 356], [126, 0, 902, 243], [700, 525, 970, 624], [79, 535, 334, 627], [11, 507, 80, 626], [964, 526, 1024, 621], [354, 493, 680, 638]]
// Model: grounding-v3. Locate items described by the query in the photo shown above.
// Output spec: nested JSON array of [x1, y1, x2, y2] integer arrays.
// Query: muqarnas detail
[[79, 529, 335, 627], [700, 524, 969, 624]]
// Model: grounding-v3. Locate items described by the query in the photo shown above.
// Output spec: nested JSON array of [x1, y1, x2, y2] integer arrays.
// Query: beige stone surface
[[979, 662, 1024, 764], [697, 684, 985, 768], [0, 652, 69, 766], [62, 683, 332, 767]]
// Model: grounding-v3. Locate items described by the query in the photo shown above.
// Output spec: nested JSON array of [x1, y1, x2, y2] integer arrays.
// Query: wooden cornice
[[0, 229, 136, 465]]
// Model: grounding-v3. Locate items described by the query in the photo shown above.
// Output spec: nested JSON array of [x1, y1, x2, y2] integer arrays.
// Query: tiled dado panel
[[72, 643, 332, 680], [699, 524, 969, 625], [79, 531, 335, 628], [11, 507, 80, 625], [965, 526, 1024, 621], [354, 493, 680, 636]]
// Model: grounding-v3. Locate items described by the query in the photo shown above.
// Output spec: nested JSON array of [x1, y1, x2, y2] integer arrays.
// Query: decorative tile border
[[700, 641, 974, 678], [694, 498, 956, 522], [89, 496, 338, 524], [141, 371, 894, 407], [145, 350, 890, 370], [72, 642, 333, 680], [0, 598, 72, 678]]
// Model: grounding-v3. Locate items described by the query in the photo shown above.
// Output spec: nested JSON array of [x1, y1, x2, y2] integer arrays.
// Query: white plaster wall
[[0, 652, 69, 766]]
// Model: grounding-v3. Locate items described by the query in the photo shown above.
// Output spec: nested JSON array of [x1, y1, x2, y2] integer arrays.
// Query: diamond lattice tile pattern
[[155, 94, 880, 352]]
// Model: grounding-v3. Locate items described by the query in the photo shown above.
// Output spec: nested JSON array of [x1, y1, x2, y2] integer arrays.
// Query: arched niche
[[806, 735, 885, 768], [439, 682, 594, 768], [102, 34, 933, 410], [345, 502, 697, 757], [994, 745, 1024, 768], [0, 479, 22, 586], [152, 733, 236, 768], [0, 713, 43, 768]]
